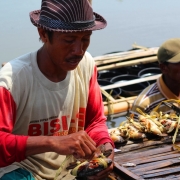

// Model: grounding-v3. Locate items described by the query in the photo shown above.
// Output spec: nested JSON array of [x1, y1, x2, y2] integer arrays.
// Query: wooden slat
[[169, 174, 180, 179], [126, 151, 180, 166], [113, 162, 142, 180], [142, 166, 180, 179], [142, 165, 177, 175], [114, 136, 180, 155], [117, 139, 169, 153], [115, 144, 173, 162], [132, 158, 180, 175], [150, 175, 180, 180]]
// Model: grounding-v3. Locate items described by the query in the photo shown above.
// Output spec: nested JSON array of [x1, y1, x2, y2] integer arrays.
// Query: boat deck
[[113, 135, 180, 180]]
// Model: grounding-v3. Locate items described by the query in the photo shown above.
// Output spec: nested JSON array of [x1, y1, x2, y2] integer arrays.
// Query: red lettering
[[78, 121, 84, 127], [78, 108, 86, 128], [69, 127, 77, 134], [28, 124, 42, 136], [71, 119, 75, 123], [62, 116, 68, 130], [44, 122, 49, 135], [79, 114, 85, 120], [50, 119, 61, 133], [79, 108, 86, 114]]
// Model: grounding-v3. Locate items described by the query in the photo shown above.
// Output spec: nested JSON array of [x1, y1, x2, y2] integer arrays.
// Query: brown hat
[[157, 38, 180, 63], [29, 0, 107, 32]]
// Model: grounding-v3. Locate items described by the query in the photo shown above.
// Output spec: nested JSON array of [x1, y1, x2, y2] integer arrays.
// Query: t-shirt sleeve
[[85, 66, 114, 148], [0, 87, 28, 167]]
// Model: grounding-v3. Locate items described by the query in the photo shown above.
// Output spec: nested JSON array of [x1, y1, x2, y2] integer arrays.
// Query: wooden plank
[[114, 136, 180, 155], [169, 174, 180, 179], [131, 150, 178, 162], [142, 166, 180, 179], [142, 163, 179, 175], [117, 139, 170, 153], [113, 162, 142, 180], [150, 175, 180, 180], [127, 151, 180, 166], [115, 144, 173, 163], [132, 158, 180, 175]]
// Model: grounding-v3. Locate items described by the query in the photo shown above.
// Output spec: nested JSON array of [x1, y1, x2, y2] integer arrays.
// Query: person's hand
[[51, 130, 97, 159], [87, 142, 114, 180]]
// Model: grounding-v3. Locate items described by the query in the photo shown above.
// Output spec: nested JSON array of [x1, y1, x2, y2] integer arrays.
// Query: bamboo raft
[[94, 45, 160, 116]]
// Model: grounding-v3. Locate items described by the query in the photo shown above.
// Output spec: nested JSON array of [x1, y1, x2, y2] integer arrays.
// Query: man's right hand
[[26, 130, 97, 160], [52, 130, 97, 159]]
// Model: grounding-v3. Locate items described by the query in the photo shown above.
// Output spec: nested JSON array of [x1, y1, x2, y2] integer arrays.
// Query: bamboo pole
[[103, 96, 137, 105], [97, 56, 158, 71], [100, 88, 116, 102], [95, 48, 158, 66], [94, 47, 153, 60], [101, 74, 161, 90], [103, 96, 136, 115], [132, 43, 149, 50], [94, 47, 158, 61]]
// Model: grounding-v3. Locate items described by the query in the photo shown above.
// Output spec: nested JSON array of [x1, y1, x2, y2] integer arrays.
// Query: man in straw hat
[[130, 38, 180, 119], [0, 0, 114, 179]]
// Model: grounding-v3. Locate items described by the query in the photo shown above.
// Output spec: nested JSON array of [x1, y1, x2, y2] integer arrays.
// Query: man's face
[[44, 30, 92, 72], [160, 62, 180, 84]]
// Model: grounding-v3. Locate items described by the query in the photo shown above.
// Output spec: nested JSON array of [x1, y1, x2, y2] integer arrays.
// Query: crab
[[66, 146, 112, 178]]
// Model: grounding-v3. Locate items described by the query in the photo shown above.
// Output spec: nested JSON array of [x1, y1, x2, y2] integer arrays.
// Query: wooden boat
[[94, 45, 160, 116]]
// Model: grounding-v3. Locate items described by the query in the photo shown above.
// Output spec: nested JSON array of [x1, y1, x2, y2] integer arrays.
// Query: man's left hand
[[87, 142, 114, 180]]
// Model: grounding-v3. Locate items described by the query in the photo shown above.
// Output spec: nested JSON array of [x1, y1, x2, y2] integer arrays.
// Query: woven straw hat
[[30, 0, 107, 32]]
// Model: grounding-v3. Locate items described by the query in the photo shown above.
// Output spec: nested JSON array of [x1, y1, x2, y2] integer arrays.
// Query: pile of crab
[[109, 106, 180, 143]]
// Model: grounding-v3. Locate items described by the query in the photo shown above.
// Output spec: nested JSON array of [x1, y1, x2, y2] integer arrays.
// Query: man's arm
[[84, 66, 114, 179], [0, 87, 97, 167], [0, 87, 28, 167], [85, 66, 114, 148]]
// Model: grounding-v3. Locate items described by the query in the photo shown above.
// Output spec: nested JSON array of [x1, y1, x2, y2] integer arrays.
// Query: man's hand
[[51, 130, 97, 159], [87, 142, 114, 180], [26, 130, 97, 159]]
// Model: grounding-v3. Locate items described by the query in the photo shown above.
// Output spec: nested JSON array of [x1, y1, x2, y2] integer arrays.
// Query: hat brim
[[167, 52, 180, 63], [29, 10, 107, 32]]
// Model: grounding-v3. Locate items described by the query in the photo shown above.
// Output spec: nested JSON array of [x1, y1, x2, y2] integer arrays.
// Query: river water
[[1, 0, 180, 127]]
